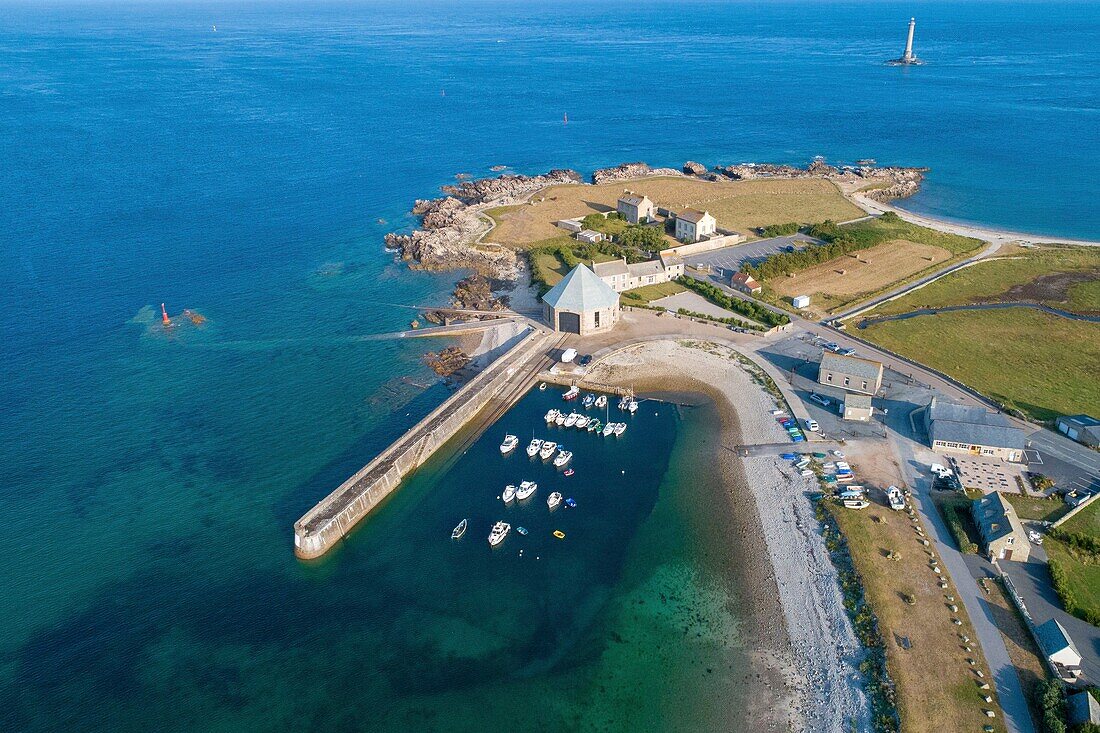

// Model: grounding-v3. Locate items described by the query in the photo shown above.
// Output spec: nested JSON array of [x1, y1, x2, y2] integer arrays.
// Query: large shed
[[542, 264, 620, 335]]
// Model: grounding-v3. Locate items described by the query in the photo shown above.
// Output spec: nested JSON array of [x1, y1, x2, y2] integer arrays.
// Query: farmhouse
[[841, 392, 874, 421], [674, 209, 717, 242], [576, 229, 604, 244], [1056, 414, 1100, 448], [730, 272, 762, 295], [925, 397, 1025, 462], [1035, 618, 1083, 681], [616, 193, 655, 224], [592, 254, 685, 293], [817, 352, 883, 395], [542, 263, 620, 335], [971, 491, 1030, 562]]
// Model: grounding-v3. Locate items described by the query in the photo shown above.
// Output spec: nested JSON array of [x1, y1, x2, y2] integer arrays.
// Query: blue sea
[[1, 1, 1097, 730]]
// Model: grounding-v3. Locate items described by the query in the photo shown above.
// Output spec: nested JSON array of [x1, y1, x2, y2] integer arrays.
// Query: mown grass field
[[858, 307, 1100, 422], [1059, 496, 1099, 537], [484, 177, 863, 246], [872, 244, 1100, 317], [826, 502, 1005, 732], [1002, 494, 1070, 523], [620, 281, 686, 306], [1044, 537, 1100, 623]]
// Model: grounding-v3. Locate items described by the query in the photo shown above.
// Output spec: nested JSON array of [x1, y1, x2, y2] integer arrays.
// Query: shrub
[[940, 502, 978, 554], [676, 276, 790, 328], [1048, 557, 1100, 626], [759, 222, 800, 237], [1037, 678, 1067, 733], [619, 225, 664, 249]]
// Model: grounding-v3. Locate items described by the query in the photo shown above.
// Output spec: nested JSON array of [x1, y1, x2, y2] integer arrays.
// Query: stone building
[[841, 392, 874, 421], [730, 272, 762, 294], [1036, 618, 1083, 681], [925, 397, 1025, 462], [817, 352, 883, 395], [674, 209, 716, 242], [592, 253, 684, 293], [616, 193, 655, 224], [542, 264, 620, 335], [971, 491, 1030, 562]]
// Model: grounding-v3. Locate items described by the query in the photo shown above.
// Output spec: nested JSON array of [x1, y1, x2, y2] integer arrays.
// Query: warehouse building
[[1056, 414, 1100, 448], [817, 352, 883, 395], [925, 397, 1025, 462]]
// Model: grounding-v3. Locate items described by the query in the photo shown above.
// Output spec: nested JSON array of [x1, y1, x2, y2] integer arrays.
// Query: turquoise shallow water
[[0, 1, 1097, 729]]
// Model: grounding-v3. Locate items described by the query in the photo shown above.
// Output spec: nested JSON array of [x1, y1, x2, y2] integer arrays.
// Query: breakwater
[[293, 324, 556, 558]]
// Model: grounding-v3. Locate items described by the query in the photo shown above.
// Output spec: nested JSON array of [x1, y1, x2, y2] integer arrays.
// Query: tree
[[619, 225, 663, 249]]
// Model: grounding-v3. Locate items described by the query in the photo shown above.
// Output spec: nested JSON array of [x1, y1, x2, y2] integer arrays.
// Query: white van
[[805, 419, 820, 432], [561, 348, 578, 363]]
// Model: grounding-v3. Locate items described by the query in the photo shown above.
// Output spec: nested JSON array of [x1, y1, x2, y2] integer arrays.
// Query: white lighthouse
[[889, 17, 923, 65]]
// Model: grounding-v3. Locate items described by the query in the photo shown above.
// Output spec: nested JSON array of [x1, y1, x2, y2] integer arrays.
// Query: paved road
[[684, 232, 823, 275], [1024, 430, 1100, 494]]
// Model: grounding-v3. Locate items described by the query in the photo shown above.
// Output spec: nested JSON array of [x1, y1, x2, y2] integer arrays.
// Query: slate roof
[[928, 397, 1025, 450], [676, 208, 711, 224], [972, 492, 1023, 544], [659, 251, 684, 267], [627, 260, 664, 278], [618, 194, 652, 208], [592, 259, 629, 278], [542, 264, 620, 312], [1068, 691, 1100, 726], [1059, 414, 1100, 440], [1035, 618, 1082, 662], [819, 352, 883, 381], [844, 392, 873, 409]]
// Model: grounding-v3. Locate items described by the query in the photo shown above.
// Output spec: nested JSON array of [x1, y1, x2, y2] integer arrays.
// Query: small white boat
[[842, 499, 869, 510], [587, 420, 600, 433], [452, 518, 467, 539], [595, 395, 607, 408], [886, 486, 906, 511], [488, 521, 511, 546], [539, 441, 558, 460], [618, 395, 630, 410], [499, 434, 518, 454], [602, 422, 615, 437], [563, 386, 580, 401], [502, 485, 517, 503], [553, 449, 573, 467], [613, 423, 626, 436], [575, 415, 589, 429], [564, 412, 579, 428], [544, 409, 559, 423], [628, 400, 639, 414], [539, 382, 547, 391], [547, 492, 563, 510], [555, 413, 566, 426], [526, 438, 543, 457], [582, 394, 595, 408], [516, 480, 538, 500]]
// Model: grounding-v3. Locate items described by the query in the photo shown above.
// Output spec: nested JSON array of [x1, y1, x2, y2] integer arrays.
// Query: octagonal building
[[542, 263, 620, 335]]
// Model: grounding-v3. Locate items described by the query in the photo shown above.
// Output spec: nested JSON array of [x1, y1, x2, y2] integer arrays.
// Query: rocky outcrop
[[591, 162, 682, 185], [683, 160, 708, 176], [440, 169, 583, 205], [858, 167, 927, 202], [422, 346, 471, 377], [712, 159, 927, 201]]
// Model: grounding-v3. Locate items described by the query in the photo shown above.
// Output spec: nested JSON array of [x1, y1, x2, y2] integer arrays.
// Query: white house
[[674, 209, 716, 242], [592, 253, 685, 293], [1036, 618, 1083, 681], [616, 194, 655, 224]]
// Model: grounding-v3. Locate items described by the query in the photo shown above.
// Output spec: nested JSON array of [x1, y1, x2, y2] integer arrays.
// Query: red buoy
[[161, 303, 171, 326]]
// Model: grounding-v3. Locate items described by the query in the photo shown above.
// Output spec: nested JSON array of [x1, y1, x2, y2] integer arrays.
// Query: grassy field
[[1044, 537, 1100, 624], [871, 244, 1100, 317], [1058, 496, 1099, 537], [826, 501, 1005, 732], [771, 239, 952, 317], [1003, 494, 1071, 523], [620, 281, 686, 306], [484, 177, 863, 247], [858, 307, 1100, 422]]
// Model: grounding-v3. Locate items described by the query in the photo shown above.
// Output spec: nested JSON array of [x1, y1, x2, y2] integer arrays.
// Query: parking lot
[[685, 233, 824, 277]]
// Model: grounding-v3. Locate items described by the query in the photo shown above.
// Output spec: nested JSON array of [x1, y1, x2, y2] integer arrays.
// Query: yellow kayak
[[553, 530, 566, 539]]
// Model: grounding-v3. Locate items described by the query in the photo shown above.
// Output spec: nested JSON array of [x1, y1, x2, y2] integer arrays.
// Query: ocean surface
[[0, 1, 1097, 730]]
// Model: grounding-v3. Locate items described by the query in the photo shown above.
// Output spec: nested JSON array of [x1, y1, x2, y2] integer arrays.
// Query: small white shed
[[792, 295, 811, 309]]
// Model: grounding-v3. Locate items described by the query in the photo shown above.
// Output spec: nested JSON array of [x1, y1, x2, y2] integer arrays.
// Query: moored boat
[[628, 399, 638, 414], [587, 419, 600, 433], [547, 491, 563, 509], [544, 409, 559, 423], [452, 518, 467, 539], [499, 434, 518, 454], [575, 415, 588, 429], [601, 422, 615, 437], [564, 497, 577, 508], [564, 412, 579, 428], [539, 382, 547, 391], [555, 413, 566, 426], [502, 484, 517, 503], [553, 449, 573, 467], [539, 441, 558, 460], [582, 394, 595, 408], [516, 526, 529, 535], [563, 468, 574, 476], [527, 438, 543, 457], [553, 530, 566, 539], [613, 422, 626, 436], [563, 386, 580, 401], [516, 480, 537, 500], [488, 521, 511, 546], [595, 394, 607, 408]]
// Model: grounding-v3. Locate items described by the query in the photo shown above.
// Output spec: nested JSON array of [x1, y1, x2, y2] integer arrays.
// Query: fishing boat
[[499, 434, 518, 454], [553, 449, 572, 467], [842, 499, 869, 510], [555, 413, 566, 426], [582, 394, 595, 408], [886, 486, 906, 511], [564, 497, 577, 508], [563, 386, 580, 401], [539, 441, 558, 460], [563, 468, 574, 477], [516, 480, 538, 500], [502, 484, 517, 503], [553, 530, 566, 539], [544, 409, 559, 423], [488, 521, 511, 546], [613, 422, 626, 436], [516, 526, 529, 536], [618, 395, 630, 410], [628, 399, 639, 414], [526, 438, 543, 457], [452, 518, 467, 539], [564, 412, 579, 428], [595, 394, 607, 408], [547, 491, 563, 509], [601, 422, 615, 437], [587, 419, 601, 433], [575, 415, 588, 429]]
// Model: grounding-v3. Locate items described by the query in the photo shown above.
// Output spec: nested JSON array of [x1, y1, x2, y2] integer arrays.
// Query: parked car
[[1028, 530, 1044, 545], [810, 393, 832, 407], [578, 354, 593, 366], [805, 419, 820, 432], [825, 342, 842, 352], [841, 348, 857, 356]]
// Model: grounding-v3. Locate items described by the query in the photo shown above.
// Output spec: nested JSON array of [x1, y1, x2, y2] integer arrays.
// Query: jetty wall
[[293, 325, 552, 559]]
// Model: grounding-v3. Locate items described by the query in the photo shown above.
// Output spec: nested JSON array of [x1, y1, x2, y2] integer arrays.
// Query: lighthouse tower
[[890, 17, 923, 65]]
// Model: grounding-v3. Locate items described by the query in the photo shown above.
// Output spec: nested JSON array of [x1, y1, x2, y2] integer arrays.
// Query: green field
[[872, 245, 1100, 317], [1002, 494, 1070, 523], [1045, 538, 1100, 624], [620, 281, 686, 306], [858, 308, 1100, 422], [1059, 496, 1100, 537]]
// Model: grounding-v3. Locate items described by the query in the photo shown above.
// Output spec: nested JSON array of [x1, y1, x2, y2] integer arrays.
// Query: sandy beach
[[582, 339, 871, 732]]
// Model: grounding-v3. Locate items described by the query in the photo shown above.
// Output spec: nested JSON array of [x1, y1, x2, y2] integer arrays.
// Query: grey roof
[[542, 264, 620, 312], [1059, 414, 1100, 428], [676, 208, 711, 223], [972, 492, 1022, 543], [659, 251, 684, 267], [1035, 618, 1081, 661], [627, 260, 664, 278], [819, 352, 883, 381], [577, 229, 603, 240], [592, 258, 629, 278], [618, 194, 651, 207], [1068, 691, 1100, 726], [928, 397, 1025, 449], [844, 393, 873, 408], [929, 397, 1013, 428]]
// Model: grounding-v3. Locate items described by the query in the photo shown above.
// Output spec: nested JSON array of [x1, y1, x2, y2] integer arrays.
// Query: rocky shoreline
[[383, 159, 927, 280]]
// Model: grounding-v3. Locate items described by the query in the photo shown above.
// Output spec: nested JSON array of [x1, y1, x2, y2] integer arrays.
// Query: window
[[594, 311, 600, 328], [861, 380, 868, 390], [826, 374, 833, 382], [1006, 537, 1014, 545], [843, 377, 850, 386]]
